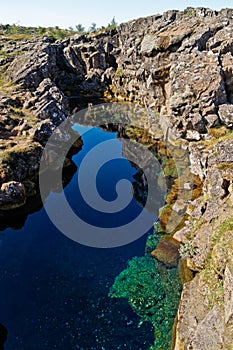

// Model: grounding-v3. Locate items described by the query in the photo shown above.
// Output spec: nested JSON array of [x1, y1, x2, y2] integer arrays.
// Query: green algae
[[145, 231, 160, 254], [109, 253, 182, 350]]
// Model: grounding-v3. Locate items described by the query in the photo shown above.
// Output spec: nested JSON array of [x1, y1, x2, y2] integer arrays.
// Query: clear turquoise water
[[0, 125, 156, 349]]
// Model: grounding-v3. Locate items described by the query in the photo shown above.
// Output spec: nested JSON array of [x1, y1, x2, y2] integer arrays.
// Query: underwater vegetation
[[109, 248, 182, 350]]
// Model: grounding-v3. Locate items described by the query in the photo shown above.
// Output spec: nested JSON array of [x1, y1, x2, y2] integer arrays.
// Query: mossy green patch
[[218, 216, 233, 235], [109, 256, 182, 350], [115, 67, 124, 77], [183, 9, 196, 18], [204, 126, 233, 150], [217, 162, 233, 171], [145, 231, 161, 254], [201, 216, 233, 307]]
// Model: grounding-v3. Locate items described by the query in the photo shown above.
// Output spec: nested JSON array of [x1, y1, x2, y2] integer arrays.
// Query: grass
[[93, 24, 117, 35], [115, 67, 124, 77], [200, 216, 233, 307], [183, 8, 196, 18], [0, 48, 7, 57], [218, 217, 233, 234], [0, 61, 21, 94], [0, 22, 117, 42], [218, 162, 233, 171], [204, 126, 233, 150], [10, 105, 38, 128], [2, 33, 35, 41], [202, 265, 224, 308], [0, 24, 80, 41], [9, 106, 24, 117]]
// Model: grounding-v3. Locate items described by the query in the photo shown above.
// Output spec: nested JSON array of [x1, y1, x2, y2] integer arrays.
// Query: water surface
[[0, 124, 155, 349]]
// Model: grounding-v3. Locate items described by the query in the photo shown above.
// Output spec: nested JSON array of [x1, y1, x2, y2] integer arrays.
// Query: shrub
[[179, 241, 197, 258]]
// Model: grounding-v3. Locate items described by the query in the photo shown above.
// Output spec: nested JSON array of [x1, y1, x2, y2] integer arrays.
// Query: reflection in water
[[0, 161, 77, 231], [0, 194, 43, 231], [0, 323, 7, 350], [0, 102, 185, 349], [0, 123, 157, 349]]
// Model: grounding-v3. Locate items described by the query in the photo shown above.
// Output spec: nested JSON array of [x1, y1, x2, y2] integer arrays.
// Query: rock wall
[[1, 6, 233, 349]]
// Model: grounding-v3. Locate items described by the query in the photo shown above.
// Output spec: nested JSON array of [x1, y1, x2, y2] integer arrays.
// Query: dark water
[[0, 125, 156, 349]]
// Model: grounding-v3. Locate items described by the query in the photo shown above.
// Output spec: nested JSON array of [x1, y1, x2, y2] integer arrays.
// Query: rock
[[0, 181, 26, 209], [29, 119, 56, 145], [188, 224, 213, 270], [221, 52, 233, 103], [31, 78, 69, 125], [151, 236, 180, 267], [172, 200, 187, 214], [224, 263, 233, 324], [186, 130, 201, 141], [140, 34, 160, 56], [23, 180, 37, 197], [189, 305, 225, 350], [0, 143, 43, 184], [209, 138, 233, 164], [204, 113, 219, 128], [218, 104, 233, 127], [173, 271, 230, 349], [174, 274, 212, 349], [5, 7, 233, 139], [178, 258, 194, 284], [8, 40, 60, 88]]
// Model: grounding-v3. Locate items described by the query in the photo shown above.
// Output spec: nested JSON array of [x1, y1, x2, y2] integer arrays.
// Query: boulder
[[0, 181, 26, 209], [218, 104, 233, 127], [151, 236, 180, 267]]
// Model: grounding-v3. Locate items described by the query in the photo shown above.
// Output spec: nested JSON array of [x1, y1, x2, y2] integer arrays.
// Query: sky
[[1, 0, 233, 30]]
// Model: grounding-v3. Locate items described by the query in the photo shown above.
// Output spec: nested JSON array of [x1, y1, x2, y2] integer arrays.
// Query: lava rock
[[151, 236, 180, 267]]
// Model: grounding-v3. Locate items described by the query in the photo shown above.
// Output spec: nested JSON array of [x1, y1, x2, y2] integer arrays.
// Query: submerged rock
[[151, 236, 180, 267]]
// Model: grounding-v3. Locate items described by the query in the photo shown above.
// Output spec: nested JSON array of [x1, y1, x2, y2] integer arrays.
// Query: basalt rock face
[[5, 8, 233, 141], [1, 6, 233, 349], [6, 7, 233, 141]]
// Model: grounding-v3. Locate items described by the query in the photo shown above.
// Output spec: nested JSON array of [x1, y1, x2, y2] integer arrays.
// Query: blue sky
[[1, 0, 233, 29]]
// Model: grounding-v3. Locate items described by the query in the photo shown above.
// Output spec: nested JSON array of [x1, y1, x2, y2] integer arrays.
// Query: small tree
[[110, 16, 117, 27], [89, 22, 97, 32], [75, 24, 85, 32], [38, 27, 46, 35]]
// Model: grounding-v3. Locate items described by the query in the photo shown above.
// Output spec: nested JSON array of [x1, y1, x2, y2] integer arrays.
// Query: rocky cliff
[[1, 7, 233, 349]]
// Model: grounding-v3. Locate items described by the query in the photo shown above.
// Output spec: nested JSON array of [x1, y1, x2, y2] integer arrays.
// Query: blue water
[[0, 125, 155, 349]]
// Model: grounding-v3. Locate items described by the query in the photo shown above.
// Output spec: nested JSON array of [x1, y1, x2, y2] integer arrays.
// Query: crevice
[[221, 178, 230, 199], [105, 53, 118, 69], [220, 64, 233, 104], [217, 51, 233, 104], [196, 26, 225, 51], [201, 202, 207, 215]]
